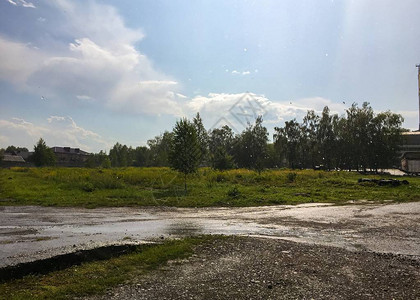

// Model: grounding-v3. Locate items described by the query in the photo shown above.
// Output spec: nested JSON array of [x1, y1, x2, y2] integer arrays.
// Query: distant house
[[51, 147, 91, 167], [401, 152, 420, 173], [1, 154, 27, 167], [400, 132, 420, 153], [399, 132, 420, 173]]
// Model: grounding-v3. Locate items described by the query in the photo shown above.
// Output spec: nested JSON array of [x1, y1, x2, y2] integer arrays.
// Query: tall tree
[[233, 116, 268, 172], [302, 110, 320, 168], [169, 118, 201, 192], [133, 146, 151, 167], [317, 107, 336, 170], [208, 125, 235, 170], [147, 131, 174, 166], [32, 138, 56, 167], [193, 112, 209, 165], [274, 119, 303, 169]]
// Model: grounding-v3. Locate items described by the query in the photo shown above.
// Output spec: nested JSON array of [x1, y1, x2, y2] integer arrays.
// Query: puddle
[[0, 202, 419, 268]]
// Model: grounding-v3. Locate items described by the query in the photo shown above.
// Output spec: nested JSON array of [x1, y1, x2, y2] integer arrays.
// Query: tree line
[[101, 102, 404, 173], [274, 103, 404, 171], [1, 102, 405, 172]]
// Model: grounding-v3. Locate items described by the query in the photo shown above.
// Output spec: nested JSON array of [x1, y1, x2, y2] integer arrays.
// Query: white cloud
[[6, 0, 35, 8], [231, 70, 251, 75], [76, 95, 93, 101], [0, 37, 44, 85], [0, 116, 111, 152], [0, 1, 181, 116], [186, 92, 346, 133]]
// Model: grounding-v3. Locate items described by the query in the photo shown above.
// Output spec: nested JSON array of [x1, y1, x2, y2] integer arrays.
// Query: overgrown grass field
[[0, 167, 419, 207]]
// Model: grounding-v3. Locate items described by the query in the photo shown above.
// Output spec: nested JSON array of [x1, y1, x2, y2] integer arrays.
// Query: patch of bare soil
[[88, 236, 420, 300]]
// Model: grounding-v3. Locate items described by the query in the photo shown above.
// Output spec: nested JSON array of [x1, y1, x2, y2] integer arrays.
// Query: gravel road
[[86, 236, 420, 300]]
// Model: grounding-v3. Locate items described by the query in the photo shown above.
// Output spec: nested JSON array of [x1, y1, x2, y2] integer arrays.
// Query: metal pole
[[417, 64, 420, 131]]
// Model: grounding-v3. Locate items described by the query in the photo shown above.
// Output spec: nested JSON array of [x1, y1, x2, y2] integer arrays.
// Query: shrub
[[81, 182, 95, 192], [227, 186, 240, 198], [286, 172, 297, 183]]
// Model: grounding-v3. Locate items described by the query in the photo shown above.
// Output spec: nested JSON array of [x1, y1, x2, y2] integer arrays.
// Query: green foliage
[[169, 118, 201, 191], [232, 116, 269, 172], [5, 145, 29, 153], [209, 125, 235, 170], [147, 131, 174, 167], [32, 138, 56, 167], [227, 186, 241, 198], [286, 172, 297, 183], [274, 103, 404, 170], [193, 112, 209, 164]]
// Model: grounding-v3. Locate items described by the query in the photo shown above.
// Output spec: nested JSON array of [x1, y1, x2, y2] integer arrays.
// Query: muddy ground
[[1, 202, 420, 267], [1, 202, 420, 298], [86, 236, 420, 300]]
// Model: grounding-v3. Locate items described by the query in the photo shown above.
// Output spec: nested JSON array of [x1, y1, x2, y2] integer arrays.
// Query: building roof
[[3, 154, 25, 162], [51, 147, 90, 155], [402, 152, 420, 160], [402, 132, 420, 146]]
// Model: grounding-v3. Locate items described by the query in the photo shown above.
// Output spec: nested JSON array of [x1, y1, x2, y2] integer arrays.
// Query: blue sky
[[1, 0, 420, 152]]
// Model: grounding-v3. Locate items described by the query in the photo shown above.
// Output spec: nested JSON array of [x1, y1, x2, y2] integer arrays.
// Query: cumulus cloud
[[0, 0, 181, 116], [186, 92, 347, 133], [0, 116, 111, 152]]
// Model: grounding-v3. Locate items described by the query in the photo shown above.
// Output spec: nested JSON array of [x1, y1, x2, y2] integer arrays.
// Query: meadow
[[1, 167, 419, 207]]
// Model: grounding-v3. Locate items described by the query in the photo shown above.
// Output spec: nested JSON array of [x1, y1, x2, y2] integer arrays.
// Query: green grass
[[0, 167, 419, 207], [0, 236, 216, 300]]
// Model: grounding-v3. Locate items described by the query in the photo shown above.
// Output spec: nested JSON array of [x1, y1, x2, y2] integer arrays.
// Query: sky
[[1, 0, 420, 152]]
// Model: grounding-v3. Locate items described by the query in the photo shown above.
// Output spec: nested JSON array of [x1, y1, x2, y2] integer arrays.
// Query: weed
[[286, 172, 297, 183], [227, 186, 241, 198]]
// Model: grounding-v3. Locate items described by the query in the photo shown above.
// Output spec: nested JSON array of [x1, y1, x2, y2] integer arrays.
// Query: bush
[[81, 182, 95, 192], [286, 172, 297, 183], [227, 186, 240, 198]]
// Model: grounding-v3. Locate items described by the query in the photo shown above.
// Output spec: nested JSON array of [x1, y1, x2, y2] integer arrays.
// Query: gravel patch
[[87, 236, 420, 300]]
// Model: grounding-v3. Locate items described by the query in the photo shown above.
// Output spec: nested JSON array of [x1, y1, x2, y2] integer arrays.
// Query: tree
[[32, 138, 56, 167], [133, 146, 151, 167], [0, 148, 4, 161], [5, 146, 29, 153], [274, 119, 303, 169], [169, 118, 201, 192], [85, 150, 110, 168], [109, 143, 132, 167], [193, 112, 209, 165], [302, 110, 320, 168], [317, 107, 336, 170], [208, 125, 235, 170], [147, 131, 174, 166], [232, 116, 268, 172]]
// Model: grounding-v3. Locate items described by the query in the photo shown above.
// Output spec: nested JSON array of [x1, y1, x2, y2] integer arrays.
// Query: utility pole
[[417, 64, 420, 131]]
